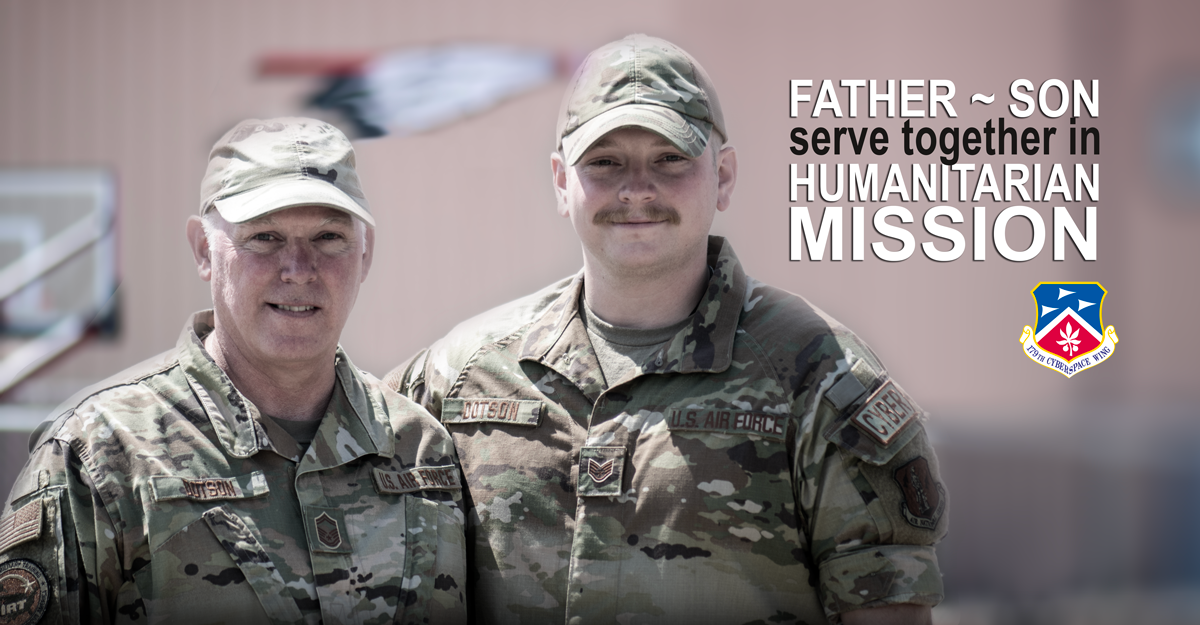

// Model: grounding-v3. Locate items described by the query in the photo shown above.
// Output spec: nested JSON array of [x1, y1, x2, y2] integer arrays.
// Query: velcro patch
[[893, 456, 946, 530], [0, 559, 49, 624], [0, 500, 42, 555], [150, 472, 269, 502], [442, 398, 542, 426], [303, 506, 351, 554], [578, 447, 625, 497], [372, 466, 462, 495], [314, 512, 342, 550], [824, 360, 874, 411], [664, 408, 787, 441], [848, 380, 918, 446]]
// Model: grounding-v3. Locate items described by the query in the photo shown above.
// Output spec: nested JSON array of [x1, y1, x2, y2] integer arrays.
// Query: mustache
[[592, 204, 681, 225]]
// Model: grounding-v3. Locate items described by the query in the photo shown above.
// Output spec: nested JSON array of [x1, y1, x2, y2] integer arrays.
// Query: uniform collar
[[519, 236, 747, 400], [176, 310, 392, 463]]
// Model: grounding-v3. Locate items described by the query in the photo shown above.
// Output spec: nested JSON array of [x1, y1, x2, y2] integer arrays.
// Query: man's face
[[552, 127, 736, 278], [189, 205, 374, 369]]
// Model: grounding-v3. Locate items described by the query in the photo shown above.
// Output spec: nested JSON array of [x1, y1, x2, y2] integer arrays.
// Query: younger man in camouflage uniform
[[0, 118, 466, 624], [387, 36, 947, 624]]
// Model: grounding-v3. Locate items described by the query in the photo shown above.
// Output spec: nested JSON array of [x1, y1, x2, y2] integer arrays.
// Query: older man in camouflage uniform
[[387, 36, 947, 624], [0, 118, 466, 624]]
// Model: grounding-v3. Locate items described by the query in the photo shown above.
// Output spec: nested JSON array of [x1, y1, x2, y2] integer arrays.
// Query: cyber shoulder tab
[[821, 359, 925, 465]]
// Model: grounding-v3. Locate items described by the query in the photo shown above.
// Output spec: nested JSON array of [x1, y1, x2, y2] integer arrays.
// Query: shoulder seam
[[447, 322, 531, 399], [29, 360, 180, 453], [71, 360, 178, 414], [735, 321, 788, 398]]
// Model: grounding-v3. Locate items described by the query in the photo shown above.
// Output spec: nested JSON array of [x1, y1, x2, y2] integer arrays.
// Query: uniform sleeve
[[793, 344, 947, 620], [0, 424, 138, 624]]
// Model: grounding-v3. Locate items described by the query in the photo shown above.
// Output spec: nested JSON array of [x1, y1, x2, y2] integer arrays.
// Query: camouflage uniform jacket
[[387, 237, 947, 624], [0, 311, 467, 625]]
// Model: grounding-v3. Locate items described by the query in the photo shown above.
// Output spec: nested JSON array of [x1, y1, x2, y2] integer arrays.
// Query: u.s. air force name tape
[[372, 466, 461, 495]]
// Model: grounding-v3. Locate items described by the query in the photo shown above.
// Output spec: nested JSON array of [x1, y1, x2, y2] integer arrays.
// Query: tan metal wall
[[3, 0, 1200, 609]]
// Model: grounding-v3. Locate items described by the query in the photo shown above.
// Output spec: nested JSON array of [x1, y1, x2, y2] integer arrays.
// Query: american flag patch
[[0, 499, 42, 554]]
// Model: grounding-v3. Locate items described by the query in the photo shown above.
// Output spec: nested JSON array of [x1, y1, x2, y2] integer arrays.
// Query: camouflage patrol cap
[[557, 34, 726, 165], [199, 117, 374, 226]]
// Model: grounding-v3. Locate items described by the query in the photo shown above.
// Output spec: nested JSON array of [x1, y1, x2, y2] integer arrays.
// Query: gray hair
[[199, 209, 223, 253]]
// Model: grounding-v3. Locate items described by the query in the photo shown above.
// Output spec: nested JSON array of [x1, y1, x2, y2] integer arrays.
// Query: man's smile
[[268, 303, 319, 314]]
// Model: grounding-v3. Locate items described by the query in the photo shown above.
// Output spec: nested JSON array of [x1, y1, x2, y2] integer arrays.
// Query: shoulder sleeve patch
[[0, 558, 50, 624], [894, 456, 947, 530], [0, 499, 42, 555]]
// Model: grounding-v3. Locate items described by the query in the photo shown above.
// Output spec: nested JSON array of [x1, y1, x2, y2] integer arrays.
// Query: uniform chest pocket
[[643, 408, 794, 504], [364, 467, 468, 624], [133, 506, 302, 625], [136, 472, 303, 624], [145, 471, 272, 553], [441, 398, 543, 427]]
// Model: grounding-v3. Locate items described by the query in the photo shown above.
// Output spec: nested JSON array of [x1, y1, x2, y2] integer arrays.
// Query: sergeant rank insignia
[[314, 513, 342, 550], [1019, 282, 1118, 378]]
